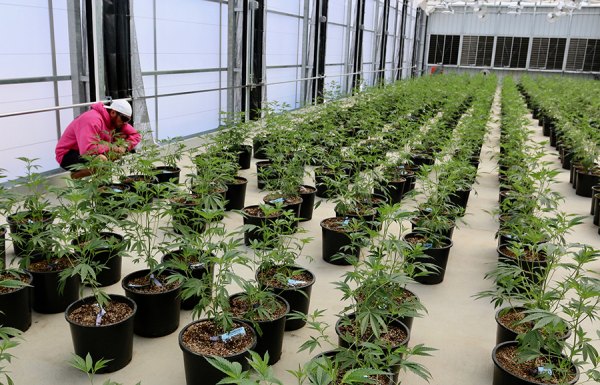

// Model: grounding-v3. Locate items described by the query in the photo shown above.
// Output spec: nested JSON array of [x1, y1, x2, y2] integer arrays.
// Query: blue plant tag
[[112, 188, 123, 193], [342, 217, 350, 226], [270, 197, 285, 204], [95, 305, 106, 326], [288, 278, 306, 286], [149, 274, 163, 288], [424, 243, 433, 249], [537, 367, 552, 376], [217, 327, 246, 342]]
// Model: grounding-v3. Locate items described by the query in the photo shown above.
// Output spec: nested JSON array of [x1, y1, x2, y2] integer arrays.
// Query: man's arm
[[119, 123, 142, 150]]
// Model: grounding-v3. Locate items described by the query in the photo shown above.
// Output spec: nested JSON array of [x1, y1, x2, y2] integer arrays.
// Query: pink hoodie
[[55, 102, 141, 165]]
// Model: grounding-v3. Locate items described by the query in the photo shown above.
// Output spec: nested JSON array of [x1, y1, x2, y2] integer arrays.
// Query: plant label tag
[[112, 188, 123, 193], [149, 274, 163, 288], [342, 218, 350, 226], [287, 278, 306, 286], [537, 367, 552, 376], [189, 262, 205, 270], [424, 242, 433, 249], [270, 198, 285, 204], [95, 306, 106, 326], [220, 327, 246, 342]]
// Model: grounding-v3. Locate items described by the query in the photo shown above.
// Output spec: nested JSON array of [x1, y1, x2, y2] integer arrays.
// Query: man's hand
[[113, 146, 126, 155]]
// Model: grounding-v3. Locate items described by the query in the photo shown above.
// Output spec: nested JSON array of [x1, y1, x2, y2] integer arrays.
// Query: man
[[55, 99, 141, 178]]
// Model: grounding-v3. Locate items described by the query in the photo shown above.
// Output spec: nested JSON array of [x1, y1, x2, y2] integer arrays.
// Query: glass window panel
[[156, 90, 220, 139], [266, 67, 302, 109], [266, 0, 303, 15], [328, 0, 349, 24], [364, 0, 376, 30], [326, 24, 346, 64], [0, 2, 53, 78], [53, 1, 72, 76], [266, 13, 302, 66]]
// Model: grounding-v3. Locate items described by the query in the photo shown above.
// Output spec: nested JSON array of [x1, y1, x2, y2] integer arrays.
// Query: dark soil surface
[[230, 295, 288, 321], [229, 177, 247, 185], [499, 245, 546, 262], [495, 344, 576, 384], [125, 274, 180, 294], [67, 300, 134, 326], [498, 308, 531, 334], [243, 206, 280, 218], [0, 272, 30, 294], [322, 217, 355, 232], [181, 320, 255, 356], [257, 266, 314, 289], [338, 320, 408, 346], [299, 185, 316, 194], [27, 257, 72, 272], [264, 194, 302, 205]]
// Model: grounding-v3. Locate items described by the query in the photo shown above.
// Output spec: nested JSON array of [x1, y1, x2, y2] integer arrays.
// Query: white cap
[[106, 99, 132, 117]]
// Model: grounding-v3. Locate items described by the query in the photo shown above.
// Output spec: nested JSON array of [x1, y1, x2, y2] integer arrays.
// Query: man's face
[[110, 110, 130, 130]]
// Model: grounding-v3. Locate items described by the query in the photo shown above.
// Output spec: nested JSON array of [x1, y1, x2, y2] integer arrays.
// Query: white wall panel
[[266, 13, 302, 66], [266, 0, 303, 15], [363, 31, 375, 65], [568, 13, 600, 38], [0, 2, 53, 78], [155, 1, 221, 70], [58, 81, 75, 134], [134, 9, 157, 72], [326, 24, 346, 63], [364, 0, 376, 30], [328, 0, 348, 24], [53, 1, 71, 76], [266, 68, 301, 108], [324, 64, 345, 93]]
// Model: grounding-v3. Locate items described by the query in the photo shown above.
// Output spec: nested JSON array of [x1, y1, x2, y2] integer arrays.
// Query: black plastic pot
[[335, 313, 410, 350], [73, 232, 124, 287], [576, 170, 600, 198], [179, 319, 257, 385], [7, 210, 54, 258], [315, 167, 339, 198], [26, 259, 80, 314], [492, 341, 579, 385], [242, 205, 283, 247], [590, 186, 600, 215], [256, 265, 315, 331], [594, 193, 600, 226], [229, 293, 289, 365], [256, 160, 278, 190], [225, 176, 248, 211], [404, 232, 453, 285], [122, 269, 182, 337], [410, 217, 455, 240], [237, 144, 252, 170], [170, 194, 208, 234], [161, 250, 213, 310], [98, 183, 131, 219], [65, 294, 136, 373], [449, 188, 472, 211], [334, 204, 379, 232], [153, 166, 181, 184], [0, 270, 32, 331], [495, 306, 527, 345], [497, 244, 547, 287], [401, 170, 416, 195], [299, 185, 316, 222], [320, 217, 362, 265], [121, 174, 159, 207], [374, 177, 406, 204], [253, 136, 269, 159], [0, 227, 5, 267]]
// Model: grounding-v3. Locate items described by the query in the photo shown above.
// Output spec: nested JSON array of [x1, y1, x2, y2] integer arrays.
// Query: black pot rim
[[300, 184, 317, 193], [496, 243, 547, 265], [121, 268, 182, 295], [153, 165, 181, 172], [178, 318, 257, 358], [0, 270, 33, 294], [403, 232, 453, 249], [256, 264, 316, 290], [64, 294, 137, 329], [491, 340, 580, 385], [335, 312, 411, 347], [229, 292, 290, 323], [7, 210, 54, 225], [241, 205, 282, 219]]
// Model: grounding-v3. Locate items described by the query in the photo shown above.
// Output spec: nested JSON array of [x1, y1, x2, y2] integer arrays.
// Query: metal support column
[[397, 0, 408, 80], [377, 0, 391, 85]]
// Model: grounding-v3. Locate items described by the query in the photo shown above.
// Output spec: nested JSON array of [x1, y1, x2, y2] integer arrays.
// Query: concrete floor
[[8, 89, 600, 385]]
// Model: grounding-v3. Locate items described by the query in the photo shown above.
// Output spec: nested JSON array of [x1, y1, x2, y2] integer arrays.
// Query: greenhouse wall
[[0, 0, 422, 181], [425, 5, 600, 77]]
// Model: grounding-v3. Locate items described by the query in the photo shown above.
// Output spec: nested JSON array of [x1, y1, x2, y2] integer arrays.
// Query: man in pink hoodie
[[55, 99, 141, 178]]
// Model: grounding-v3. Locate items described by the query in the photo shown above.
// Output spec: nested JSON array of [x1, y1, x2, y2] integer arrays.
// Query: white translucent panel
[[363, 31, 375, 63], [155, 1, 221, 70], [144, 94, 157, 137], [266, 0, 303, 15], [326, 24, 347, 64], [266, 68, 301, 109], [133, 0, 154, 18], [364, 0, 376, 30], [133, 13, 156, 72], [142, 75, 158, 97], [388, 7, 398, 34], [328, 0, 349, 24], [53, 0, 71, 76], [0, 3, 53, 78], [57, 81, 75, 134], [3, 140, 59, 181], [386, 36, 396, 63], [156, 91, 221, 139], [221, 3, 228, 66], [324, 64, 346, 94], [158, 72, 222, 96], [362, 63, 374, 86], [266, 13, 302, 66]]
